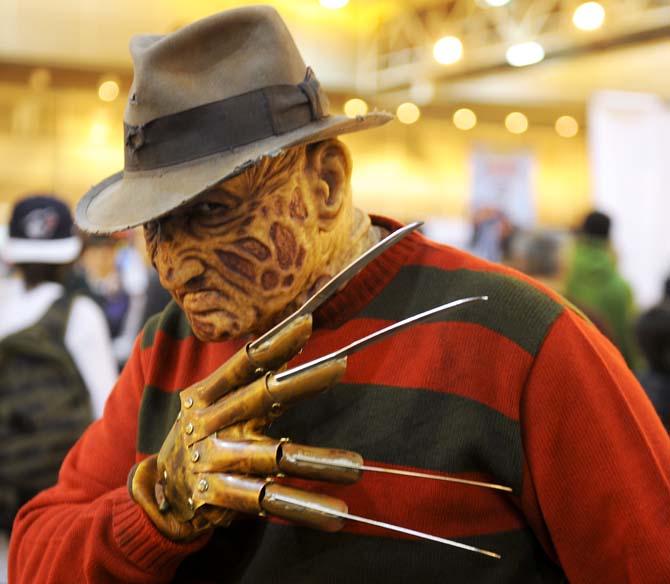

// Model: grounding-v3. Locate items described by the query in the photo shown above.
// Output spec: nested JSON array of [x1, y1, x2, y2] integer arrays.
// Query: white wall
[[588, 90, 670, 309]]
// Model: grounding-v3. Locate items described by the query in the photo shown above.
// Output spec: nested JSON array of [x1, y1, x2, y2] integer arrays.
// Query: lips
[[181, 289, 230, 314]]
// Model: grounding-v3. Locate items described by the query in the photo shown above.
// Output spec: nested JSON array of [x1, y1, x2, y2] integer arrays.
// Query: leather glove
[[130, 315, 362, 541]]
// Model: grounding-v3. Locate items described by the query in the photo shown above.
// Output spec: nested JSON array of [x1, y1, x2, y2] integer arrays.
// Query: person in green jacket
[[565, 210, 637, 367]]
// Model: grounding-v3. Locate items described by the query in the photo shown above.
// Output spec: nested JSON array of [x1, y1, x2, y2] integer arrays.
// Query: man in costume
[[9, 6, 670, 583]]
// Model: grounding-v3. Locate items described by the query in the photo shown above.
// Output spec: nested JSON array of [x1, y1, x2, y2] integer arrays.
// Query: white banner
[[588, 91, 670, 309]]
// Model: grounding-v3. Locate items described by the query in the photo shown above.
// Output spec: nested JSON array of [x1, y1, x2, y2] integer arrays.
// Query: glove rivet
[[279, 437, 290, 443], [163, 470, 168, 481], [198, 479, 209, 492], [188, 497, 194, 509], [185, 422, 194, 435], [271, 402, 282, 413], [254, 367, 264, 375], [184, 397, 194, 409], [191, 451, 200, 463]]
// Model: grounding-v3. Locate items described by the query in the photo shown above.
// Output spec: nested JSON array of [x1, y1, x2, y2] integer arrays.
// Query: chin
[[188, 309, 267, 343]]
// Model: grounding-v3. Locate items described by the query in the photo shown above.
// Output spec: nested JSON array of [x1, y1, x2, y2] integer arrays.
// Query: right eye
[[193, 202, 229, 215]]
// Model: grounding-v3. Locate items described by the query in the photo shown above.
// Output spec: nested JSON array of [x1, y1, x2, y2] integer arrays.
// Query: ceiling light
[[319, 0, 349, 9], [433, 36, 463, 65], [505, 41, 545, 67], [505, 112, 528, 134], [555, 115, 579, 138], [397, 103, 421, 125], [344, 98, 368, 118], [452, 108, 477, 130], [573, 2, 605, 31], [98, 78, 120, 102]]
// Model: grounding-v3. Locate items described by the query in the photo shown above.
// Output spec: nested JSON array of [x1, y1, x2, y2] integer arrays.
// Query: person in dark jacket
[[636, 276, 670, 430]]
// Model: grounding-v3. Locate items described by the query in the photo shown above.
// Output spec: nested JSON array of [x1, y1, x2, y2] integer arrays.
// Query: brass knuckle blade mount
[[183, 473, 348, 533], [278, 443, 362, 483], [260, 483, 348, 533], [184, 357, 347, 446], [192, 437, 363, 484], [186, 314, 314, 410]]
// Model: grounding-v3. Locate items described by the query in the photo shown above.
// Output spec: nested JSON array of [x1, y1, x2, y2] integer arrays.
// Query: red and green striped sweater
[[10, 218, 670, 583]]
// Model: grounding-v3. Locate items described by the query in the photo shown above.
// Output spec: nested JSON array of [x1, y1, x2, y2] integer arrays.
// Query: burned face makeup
[[145, 146, 341, 342]]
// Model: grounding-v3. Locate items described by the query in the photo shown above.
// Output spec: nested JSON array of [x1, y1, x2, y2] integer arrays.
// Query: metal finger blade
[[287, 453, 512, 492], [267, 492, 501, 559], [275, 295, 488, 382], [249, 221, 423, 351]]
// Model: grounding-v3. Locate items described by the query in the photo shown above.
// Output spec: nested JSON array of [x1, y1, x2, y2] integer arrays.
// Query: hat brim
[[75, 112, 393, 234], [2, 236, 82, 264]]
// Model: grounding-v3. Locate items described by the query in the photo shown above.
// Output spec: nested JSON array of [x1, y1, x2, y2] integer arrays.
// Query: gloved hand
[[130, 315, 362, 541]]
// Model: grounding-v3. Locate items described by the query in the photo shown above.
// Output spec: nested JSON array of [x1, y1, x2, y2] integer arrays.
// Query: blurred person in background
[[0, 195, 117, 572], [564, 210, 637, 368], [78, 231, 148, 368], [505, 229, 567, 293], [0, 195, 117, 417], [8, 7, 670, 584], [468, 207, 515, 264], [635, 276, 670, 431]]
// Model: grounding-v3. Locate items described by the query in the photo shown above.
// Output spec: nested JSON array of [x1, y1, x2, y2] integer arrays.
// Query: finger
[[193, 474, 347, 533], [190, 435, 362, 484], [261, 483, 347, 533], [186, 357, 347, 444], [182, 314, 313, 409]]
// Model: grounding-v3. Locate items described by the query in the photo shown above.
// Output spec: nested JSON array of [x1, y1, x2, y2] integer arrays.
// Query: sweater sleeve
[[521, 308, 670, 583], [8, 336, 208, 583]]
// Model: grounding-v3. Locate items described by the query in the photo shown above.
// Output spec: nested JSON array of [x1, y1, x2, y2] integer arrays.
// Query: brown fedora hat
[[75, 5, 392, 234]]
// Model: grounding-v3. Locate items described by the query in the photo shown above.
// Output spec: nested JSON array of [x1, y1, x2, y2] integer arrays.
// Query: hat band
[[124, 68, 329, 172]]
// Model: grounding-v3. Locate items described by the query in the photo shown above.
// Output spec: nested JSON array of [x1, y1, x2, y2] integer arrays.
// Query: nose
[[152, 218, 207, 289]]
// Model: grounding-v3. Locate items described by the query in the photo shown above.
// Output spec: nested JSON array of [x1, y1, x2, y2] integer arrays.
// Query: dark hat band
[[124, 68, 329, 172]]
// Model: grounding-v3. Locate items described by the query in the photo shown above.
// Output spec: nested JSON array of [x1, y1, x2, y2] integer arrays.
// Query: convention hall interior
[[0, 1, 669, 580]]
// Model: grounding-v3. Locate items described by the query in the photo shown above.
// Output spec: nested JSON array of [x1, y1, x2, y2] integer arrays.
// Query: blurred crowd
[[470, 206, 670, 432]]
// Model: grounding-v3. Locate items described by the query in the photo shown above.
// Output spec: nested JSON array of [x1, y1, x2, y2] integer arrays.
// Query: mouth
[[181, 289, 231, 314]]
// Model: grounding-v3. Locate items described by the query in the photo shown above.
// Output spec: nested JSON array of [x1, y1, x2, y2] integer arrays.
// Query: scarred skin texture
[[144, 139, 376, 342]]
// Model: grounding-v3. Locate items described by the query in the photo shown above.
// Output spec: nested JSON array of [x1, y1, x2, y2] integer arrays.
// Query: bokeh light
[[505, 112, 529, 134], [98, 79, 120, 102], [319, 0, 349, 9], [506, 41, 545, 67], [452, 108, 477, 130], [555, 115, 579, 138], [433, 36, 463, 65], [396, 102, 421, 124], [573, 2, 605, 31], [344, 98, 368, 118]]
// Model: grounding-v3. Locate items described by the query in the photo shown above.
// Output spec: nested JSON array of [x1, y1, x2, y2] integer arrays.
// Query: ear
[[305, 139, 352, 222]]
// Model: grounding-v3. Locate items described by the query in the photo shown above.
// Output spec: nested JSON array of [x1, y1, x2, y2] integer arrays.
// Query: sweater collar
[[313, 216, 422, 329]]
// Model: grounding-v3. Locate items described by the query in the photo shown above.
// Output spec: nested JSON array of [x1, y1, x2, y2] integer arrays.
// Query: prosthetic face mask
[[145, 141, 359, 342]]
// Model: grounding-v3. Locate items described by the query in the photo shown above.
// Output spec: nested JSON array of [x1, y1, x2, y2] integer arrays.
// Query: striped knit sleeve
[[521, 307, 670, 583]]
